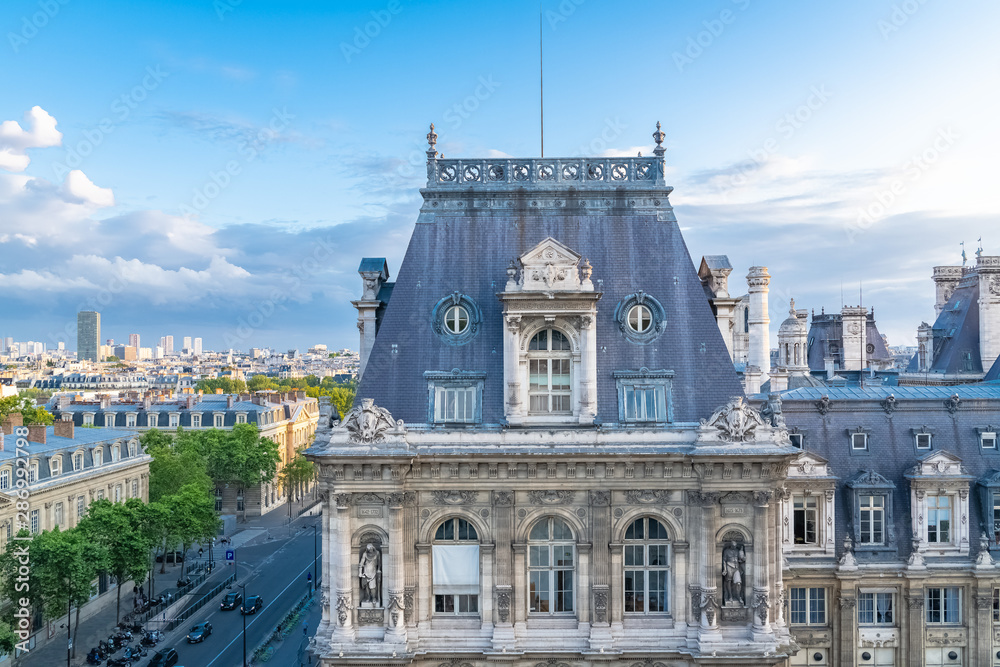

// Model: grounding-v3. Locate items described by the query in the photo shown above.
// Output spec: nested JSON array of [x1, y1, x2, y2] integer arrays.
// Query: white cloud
[[0, 106, 62, 172], [62, 170, 115, 207]]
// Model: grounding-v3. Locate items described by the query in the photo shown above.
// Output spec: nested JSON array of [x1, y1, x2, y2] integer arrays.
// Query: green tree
[[247, 375, 277, 391], [206, 424, 280, 522], [330, 386, 356, 420], [195, 377, 248, 394], [78, 499, 151, 623], [0, 621, 16, 659], [105, 355, 119, 362], [167, 484, 219, 576], [277, 452, 315, 520], [143, 429, 213, 502], [0, 396, 54, 425]]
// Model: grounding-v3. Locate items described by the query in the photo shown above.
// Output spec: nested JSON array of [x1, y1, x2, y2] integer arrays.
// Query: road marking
[[204, 559, 315, 667]]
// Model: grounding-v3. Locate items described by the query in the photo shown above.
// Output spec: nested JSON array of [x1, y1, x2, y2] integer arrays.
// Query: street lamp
[[241, 582, 248, 667]]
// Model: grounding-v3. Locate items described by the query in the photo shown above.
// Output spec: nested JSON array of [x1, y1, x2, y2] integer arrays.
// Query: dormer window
[[627, 305, 652, 333], [193, 414, 201, 428], [789, 433, 804, 449], [444, 305, 469, 334], [614, 369, 673, 424], [49, 457, 61, 477], [528, 330, 572, 415], [906, 451, 972, 557], [852, 433, 868, 450], [915, 433, 932, 450], [980, 429, 997, 450], [93, 448, 103, 467]]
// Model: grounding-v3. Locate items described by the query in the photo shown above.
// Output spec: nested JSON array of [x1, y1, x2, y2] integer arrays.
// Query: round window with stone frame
[[432, 292, 482, 346], [614, 292, 666, 344]]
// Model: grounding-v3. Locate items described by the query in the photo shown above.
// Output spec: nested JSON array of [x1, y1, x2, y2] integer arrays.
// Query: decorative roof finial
[[652, 121, 666, 157], [426, 123, 438, 160], [789, 298, 796, 317]]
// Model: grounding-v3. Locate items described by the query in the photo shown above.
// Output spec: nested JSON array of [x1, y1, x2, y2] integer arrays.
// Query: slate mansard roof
[[906, 270, 982, 375], [356, 152, 744, 425], [778, 384, 1000, 560]]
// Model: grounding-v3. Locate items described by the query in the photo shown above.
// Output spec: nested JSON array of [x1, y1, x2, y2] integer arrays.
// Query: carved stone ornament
[[700, 397, 767, 443], [593, 586, 609, 623], [687, 490, 720, 506], [589, 490, 611, 506], [533, 660, 573, 667], [340, 398, 403, 444], [404, 588, 415, 623], [496, 586, 512, 623], [431, 490, 479, 505], [991, 275, 1000, 296], [945, 393, 961, 414], [839, 596, 857, 609], [881, 394, 898, 416], [815, 395, 832, 416], [336, 594, 351, 626], [492, 491, 514, 506], [528, 490, 574, 505], [752, 589, 769, 624], [624, 489, 671, 504], [906, 595, 924, 610], [334, 493, 352, 508], [975, 595, 993, 610], [387, 593, 404, 627], [357, 607, 384, 625], [628, 661, 668, 667]]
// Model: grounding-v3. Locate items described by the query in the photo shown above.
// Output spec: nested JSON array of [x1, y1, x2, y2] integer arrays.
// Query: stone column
[[512, 543, 527, 628], [384, 493, 407, 644], [578, 314, 598, 424], [751, 491, 772, 637], [319, 489, 332, 631], [694, 492, 720, 632], [747, 266, 771, 379], [331, 493, 355, 643], [503, 315, 523, 423], [772, 489, 787, 628], [492, 491, 515, 649], [403, 492, 418, 632], [837, 593, 856, 667], [904, 591, 923, 667], [589, 490, 612, 647]]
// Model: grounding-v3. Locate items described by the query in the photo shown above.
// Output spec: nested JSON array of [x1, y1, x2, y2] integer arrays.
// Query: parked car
[[155, 551, 185, 563], [240, 595, 263, 615], [220, 591, 243, 610], [186, 622, 212, 643], [148, 647, 179, 667]]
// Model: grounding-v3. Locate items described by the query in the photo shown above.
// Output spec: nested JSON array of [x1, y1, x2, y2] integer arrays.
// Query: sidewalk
[[260, 597, 322, 666], [17, 500, 323, 667]]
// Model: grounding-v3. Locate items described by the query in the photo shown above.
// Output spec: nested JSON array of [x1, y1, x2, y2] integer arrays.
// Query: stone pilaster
[[837, 593, 856, 667], [589, 489, 612, 647], [904, 591, 924, 667], [491, 491, 514, 649], [403, 492, 417, 631], [384, 493, 407, 644], [331, 493, 355, 643], [751, 491, 772, 637], [579, 314, 598, 424]]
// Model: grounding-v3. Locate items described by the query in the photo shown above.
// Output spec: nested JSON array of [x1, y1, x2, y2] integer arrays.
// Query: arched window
[[528, 329, 572, 414], [528, 517, 575, 614], [433, 518, 479, 614], [50, 457, 62, 477], [72, 451, 84, 471], [624, 517, 671, 614], [127, 441, 138, 458], [111, 445, 120, 462]]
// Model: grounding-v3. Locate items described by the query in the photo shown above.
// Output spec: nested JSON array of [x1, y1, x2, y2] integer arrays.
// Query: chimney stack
[[746, 266, 771, 380], [227, 394, 235, 409], [53, 420, 75, 440], [26, 424, 46, 444]]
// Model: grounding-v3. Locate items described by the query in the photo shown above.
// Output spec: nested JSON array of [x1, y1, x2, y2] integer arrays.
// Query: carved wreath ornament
[[700, 397, 766, 443], [340, 398, 402, 444]]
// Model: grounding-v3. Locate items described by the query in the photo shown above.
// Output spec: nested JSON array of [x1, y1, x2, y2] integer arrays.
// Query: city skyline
[[1, 0, 998, 351]]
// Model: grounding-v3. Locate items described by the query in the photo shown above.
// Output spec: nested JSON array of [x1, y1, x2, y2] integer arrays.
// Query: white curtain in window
[[432, 545, 479, 594]]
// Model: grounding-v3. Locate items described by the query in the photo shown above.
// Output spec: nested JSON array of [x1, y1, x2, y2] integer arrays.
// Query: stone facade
[[307, 129, 800, 666]]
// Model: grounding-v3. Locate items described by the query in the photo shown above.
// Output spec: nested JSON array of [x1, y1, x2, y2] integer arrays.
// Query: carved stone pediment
[[699, 397, 767, 443], [624, 489, 671, 504], [787, 452, 831, 478], [906, 450, 970, 479], [511, 237, 590, 293], [339, 398, 404, 444], [847, 469, 895, 489]]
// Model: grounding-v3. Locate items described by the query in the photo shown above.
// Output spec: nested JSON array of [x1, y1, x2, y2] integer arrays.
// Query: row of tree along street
[[195, 374, 356, 419], [0, 422, 315, 661]]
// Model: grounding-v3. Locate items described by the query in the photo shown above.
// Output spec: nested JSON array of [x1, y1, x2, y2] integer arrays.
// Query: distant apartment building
[[113, 345, 138, 361], [182, 336, 192, 352], [77, 311, 100, 361], [48, 391, 319, 517], [128, 333, 140, 348], [193, 337, 203, 356], [161, 335, 174, 356]]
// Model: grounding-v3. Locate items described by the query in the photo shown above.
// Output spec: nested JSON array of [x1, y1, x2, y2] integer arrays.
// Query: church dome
[[778, 299, 807, 336]]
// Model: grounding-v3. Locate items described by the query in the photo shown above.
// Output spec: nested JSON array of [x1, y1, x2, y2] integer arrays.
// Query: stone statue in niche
[[721, 540, 746, 606], [358, 542, 383, 607]]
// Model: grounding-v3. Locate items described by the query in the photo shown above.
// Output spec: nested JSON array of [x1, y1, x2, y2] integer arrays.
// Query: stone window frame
[[127, 440, 138, 458], [905, 451, 973, 558], [857, 588, 896, 626], [613, 368, 674, 424], [0, 466, 11, 491], [527, 515, 577, 617], [431, 292, 482, 346], [424, 370, 486, 425], [147, 413, 158, 428], [788, 586, 827, 626], [192, 414, 202, 428], [781, 453, 837, 558], [911, 426, 935, 453], [847, 427, 871, 456], [49, 455, 62, 477], [788, 430, 805, 449], [846, 470, 897, 556], [214, 412, 225, 428], [924, 586, 962, 625], [110, 444, 121, 463], [125, 412, 138, 428], [92, 447, 103, 467], [613, 291, 666, 345], [236, 412, 247, 424], [431, 516, 482, 617], [976, 470, 1000, 553], [168, 412, 180, 428], [621, 515, 672, 617], [976, 426, 999, 453], [104, 412, 116, 427]]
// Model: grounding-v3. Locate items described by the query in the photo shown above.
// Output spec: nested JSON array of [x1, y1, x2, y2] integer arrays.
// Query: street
[[144, 519, 322, 667]]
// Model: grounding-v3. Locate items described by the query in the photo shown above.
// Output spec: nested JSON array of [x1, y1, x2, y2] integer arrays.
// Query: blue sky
[[1, 0, 997, 352]]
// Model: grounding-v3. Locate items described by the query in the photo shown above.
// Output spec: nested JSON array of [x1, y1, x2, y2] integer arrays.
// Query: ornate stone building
[[307, 126, 801, 666]]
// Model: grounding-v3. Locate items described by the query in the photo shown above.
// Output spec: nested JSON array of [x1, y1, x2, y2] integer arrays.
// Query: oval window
[[444, 305, 469, 334], [627, 305, 653, 333]]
